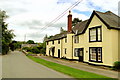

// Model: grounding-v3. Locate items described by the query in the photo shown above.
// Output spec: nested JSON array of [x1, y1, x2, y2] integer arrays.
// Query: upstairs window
[[52, 41, 54, 44], [65, 38, 67, 43], [74, 36, 79, 43], [58, 40, 60, 44], [89, 26, 102, 42]]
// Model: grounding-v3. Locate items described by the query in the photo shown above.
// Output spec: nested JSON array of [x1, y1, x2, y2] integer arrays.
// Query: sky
[[0, 0, 119, 42]]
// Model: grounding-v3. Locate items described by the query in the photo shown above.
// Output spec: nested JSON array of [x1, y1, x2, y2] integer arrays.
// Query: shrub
[[2, 42, 9, 55], [40, 48, 46, 54], [31, 47, 40, 54], [22, 47, 32, 52], [113, 61, 120, 70]]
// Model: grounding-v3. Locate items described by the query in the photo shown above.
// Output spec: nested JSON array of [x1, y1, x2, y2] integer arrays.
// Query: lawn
[[27, 55, 118, 80]]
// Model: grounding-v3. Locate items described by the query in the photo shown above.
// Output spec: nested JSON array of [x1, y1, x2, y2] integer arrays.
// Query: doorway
[[52, 47, 55, 57], [78, 48, 84, 62], [58, 49, 60, 58]]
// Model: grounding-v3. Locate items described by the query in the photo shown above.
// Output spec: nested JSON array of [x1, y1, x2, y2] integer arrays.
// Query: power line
[[40, 0, 83, 33]]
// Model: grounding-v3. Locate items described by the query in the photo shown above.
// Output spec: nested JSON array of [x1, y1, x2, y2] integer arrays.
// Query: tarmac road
[[2, 51, 72, 78]]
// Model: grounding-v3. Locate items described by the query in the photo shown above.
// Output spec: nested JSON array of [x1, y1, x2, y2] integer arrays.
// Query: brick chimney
[[68, 11, 72, 32]]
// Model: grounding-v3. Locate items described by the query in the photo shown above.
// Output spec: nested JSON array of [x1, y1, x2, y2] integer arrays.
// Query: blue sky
[[0, 0, 119, 42]]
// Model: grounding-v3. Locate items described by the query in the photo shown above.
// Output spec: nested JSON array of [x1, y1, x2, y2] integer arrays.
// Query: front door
[[78, 48, 84, 62], [58, 49, 60, 58]]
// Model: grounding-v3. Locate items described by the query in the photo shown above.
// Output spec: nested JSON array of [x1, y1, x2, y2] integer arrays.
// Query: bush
[[22, 46, 40, 54], [113, 61, 120, 70], [22, 47, 32, 52], [31, 47, 40, 54], [2, 42, 9, 55], [40, 48, 46, 54]]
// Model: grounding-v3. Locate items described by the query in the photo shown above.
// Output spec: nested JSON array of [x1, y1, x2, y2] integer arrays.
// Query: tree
[[47, 35, 53, 39], [60, 27, 66, 33], [1, 10, 15, 54], [27, 40, 34, 44], [72, 18, 82, 27], [9, 41, 21, 51], [43, 34, 48, 42]]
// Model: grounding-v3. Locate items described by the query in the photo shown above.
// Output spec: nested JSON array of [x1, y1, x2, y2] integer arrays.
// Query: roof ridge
[[95, 10, 120, 18]]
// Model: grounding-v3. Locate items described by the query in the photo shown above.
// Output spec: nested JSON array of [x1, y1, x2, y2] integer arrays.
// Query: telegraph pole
[[24, 34, 26, 42]]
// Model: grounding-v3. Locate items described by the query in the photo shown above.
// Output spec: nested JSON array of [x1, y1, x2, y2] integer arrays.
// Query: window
[[58, 40, 60, 44], [89, 26, 102, 42], [74, 36, 79, 43], [74, 48, 79, 57], [52, 41, 54, 44], [89, 47, 102, 62], [65, 48, 67, 54], [65, 38, 67, 43]]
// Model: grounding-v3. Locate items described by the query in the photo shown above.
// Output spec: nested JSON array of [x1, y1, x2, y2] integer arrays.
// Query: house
[[46, 10, 120, 67], [21, 44, 38, 48]]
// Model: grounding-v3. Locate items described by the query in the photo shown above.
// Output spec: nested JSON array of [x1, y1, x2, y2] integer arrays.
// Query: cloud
[[20, 20, 43, 29], [1, 0, 120, 42], [57, 0, 75, 4]]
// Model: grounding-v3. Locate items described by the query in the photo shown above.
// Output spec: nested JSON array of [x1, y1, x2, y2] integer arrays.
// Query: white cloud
[[1, 0, 120, 42]]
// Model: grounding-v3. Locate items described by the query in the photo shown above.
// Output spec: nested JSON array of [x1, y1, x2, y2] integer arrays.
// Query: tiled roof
[[72, 20, 88, 35], [45, 31, 69, 41], [95, 11, 120, 29], [46, 10, 120, 41]]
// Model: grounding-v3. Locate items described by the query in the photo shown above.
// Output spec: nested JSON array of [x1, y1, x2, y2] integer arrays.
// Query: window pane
[[97, 28, 101, 41], [90, 29, 96, 41], [74, 48, 78, 57], [90, 48, 96, 61], [77, 36, 79, 43], [97, 48, 102, 61]]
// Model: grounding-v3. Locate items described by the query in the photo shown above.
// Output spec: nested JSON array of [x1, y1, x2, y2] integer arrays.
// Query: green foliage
[[22, 46, 40, 54], [2, 41, 9, 55], [31, 47, 40, 54], [9, 41, 22, 51], [40, 48, 46, 54], [43, 34, 48, 42], [27, 40, 35, 44], [1, 10, 15, 54], [60, 27, 66, 33], [22, 42, 46, 54], [72, 18, 82, 26], [113, 61, 120, 70], [47, 35, 53, 39], [38, 42, 46, 54], [22, 47, 31, 52]]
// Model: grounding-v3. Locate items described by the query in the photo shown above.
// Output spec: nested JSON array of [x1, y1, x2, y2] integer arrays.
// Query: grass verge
[[27, 55, 117, 80]]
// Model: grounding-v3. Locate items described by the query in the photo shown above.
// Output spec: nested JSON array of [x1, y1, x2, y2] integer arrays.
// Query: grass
[[27, 55, 118, 80]]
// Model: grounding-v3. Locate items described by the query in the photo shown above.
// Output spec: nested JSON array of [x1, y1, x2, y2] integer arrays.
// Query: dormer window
[[89, 26, 102, 42]]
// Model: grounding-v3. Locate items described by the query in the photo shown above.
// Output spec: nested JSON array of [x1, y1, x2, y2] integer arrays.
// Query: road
[[0, 55, 2, 79], [2, 51, 72, 78]]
